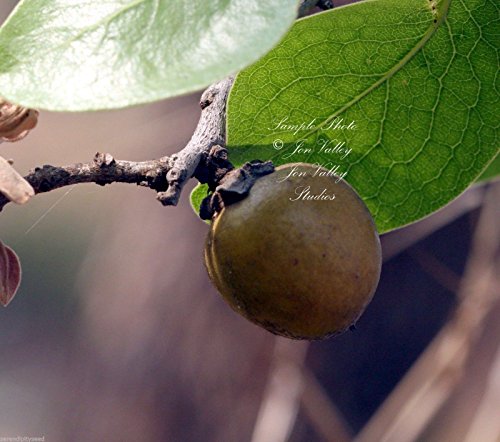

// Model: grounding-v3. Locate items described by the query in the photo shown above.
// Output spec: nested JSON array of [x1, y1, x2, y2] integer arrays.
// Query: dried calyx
[[195, 145, 275, 220]]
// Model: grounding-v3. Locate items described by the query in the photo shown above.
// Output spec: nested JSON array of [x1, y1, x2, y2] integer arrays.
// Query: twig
[[250, 338, 309, 442], [157, 75, 234, 206], [464, 336, 500, 442], [0, 77, 234, 212], [301, 369, 353, 442], [0, 75, 270, 215], [0, 153, 172, 211], [409, 246, 461, 293]]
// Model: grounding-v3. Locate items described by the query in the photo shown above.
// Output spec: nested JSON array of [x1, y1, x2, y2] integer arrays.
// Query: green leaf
[[476, 152, 499, 183], [190, 183, 210, 223], [0, 0, 300, 111], [223, 0, 499, 233]]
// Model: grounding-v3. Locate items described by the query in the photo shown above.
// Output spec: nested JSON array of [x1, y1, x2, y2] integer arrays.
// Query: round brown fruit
[[204, 163, 381, 340]]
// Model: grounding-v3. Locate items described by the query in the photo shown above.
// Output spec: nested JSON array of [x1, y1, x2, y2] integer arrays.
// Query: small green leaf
[[224, 0, 499, 233], [190, 183, 210, 223], [0, 0, 300, 111]]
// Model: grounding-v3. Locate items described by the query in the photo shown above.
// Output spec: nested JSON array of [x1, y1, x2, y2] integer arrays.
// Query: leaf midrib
[[236, 0, 453, 144], [304, 0, 452, 139]]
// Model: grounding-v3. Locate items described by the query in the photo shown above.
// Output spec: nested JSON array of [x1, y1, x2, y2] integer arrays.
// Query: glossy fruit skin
[[205, 163, 381, 340]]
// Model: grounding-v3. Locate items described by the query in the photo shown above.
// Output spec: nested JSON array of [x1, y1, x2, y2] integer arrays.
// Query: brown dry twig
[[0, 77, 272, 214], [0, 76, 234, 212]]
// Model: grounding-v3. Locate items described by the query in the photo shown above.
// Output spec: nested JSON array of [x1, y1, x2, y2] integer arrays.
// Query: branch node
[[194, 144, 234, 189], [93, 152, 115, 167], [200, 88, 216, 109], [156, 186, 180, 206]]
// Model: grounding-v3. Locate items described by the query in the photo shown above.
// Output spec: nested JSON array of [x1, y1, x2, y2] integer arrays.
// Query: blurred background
[[0, 1, 499, 441]]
